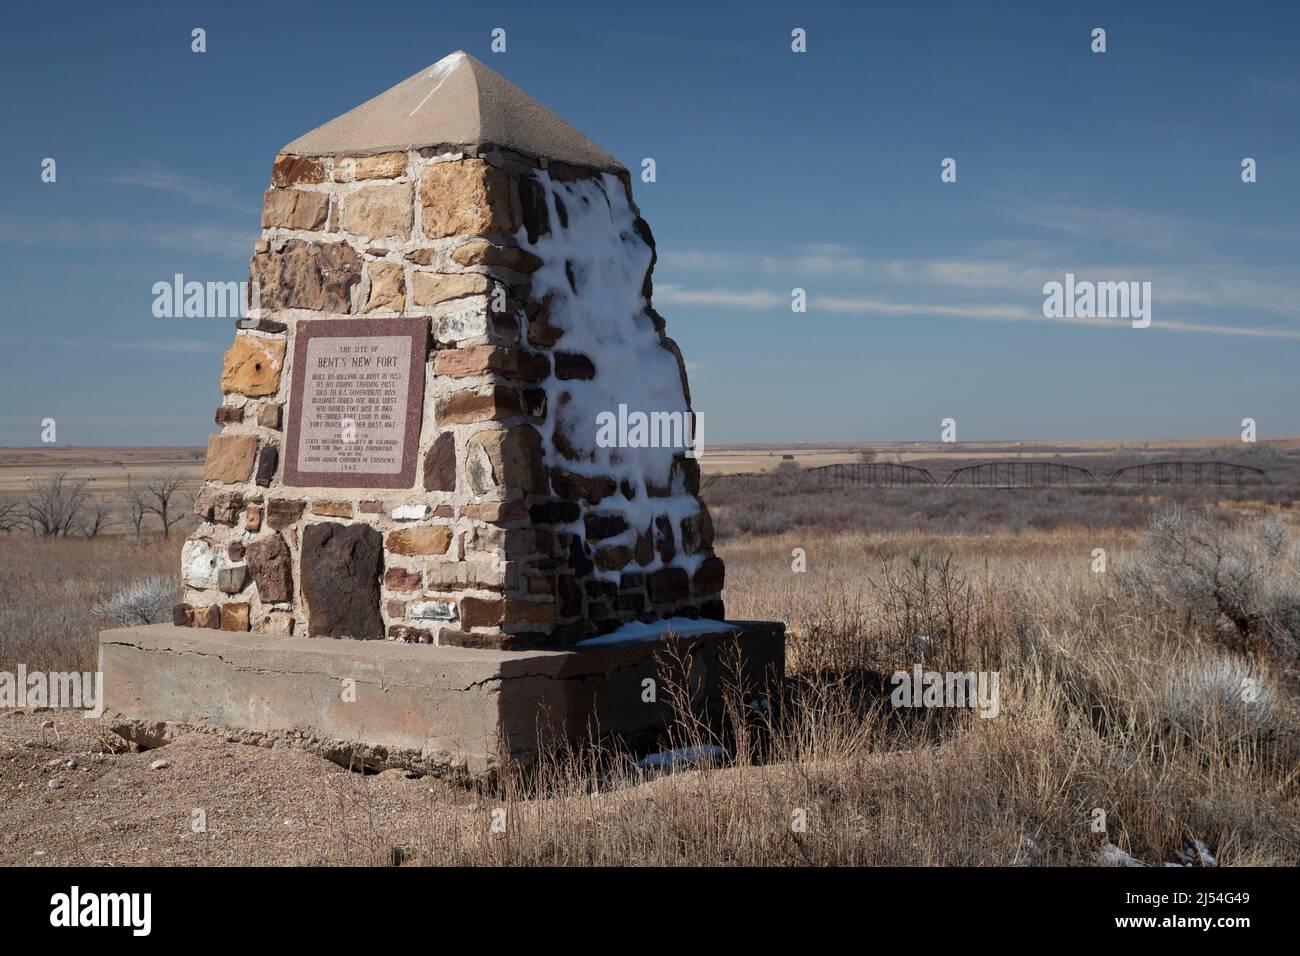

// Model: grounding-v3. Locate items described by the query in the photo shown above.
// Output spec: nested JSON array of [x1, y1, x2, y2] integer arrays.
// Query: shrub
[[91, 574, 177, 627]]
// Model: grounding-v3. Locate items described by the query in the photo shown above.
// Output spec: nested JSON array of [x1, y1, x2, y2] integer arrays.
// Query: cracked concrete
[[100, 623, 784, 780]]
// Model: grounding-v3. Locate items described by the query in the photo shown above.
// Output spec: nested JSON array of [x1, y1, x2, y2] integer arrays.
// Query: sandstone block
[[203, 434, 258, 484], [465, 426, 546, 497], [386, 526, 452, 556], [220, 336, 286, 398], [261, 188, 329, 231], [460, 596, 504, 628], [450, 238, 542, 273], [342, 182, 414, 240], [335, 152, 408, 181], [362, 261, 406, 312], [220, 602, 250, 632], [383, 567, 422, 591], [436, 386, 529, 426], [418, 159, 518, 238], [433, 345, 548, 381], [411, 271, 491, 306]]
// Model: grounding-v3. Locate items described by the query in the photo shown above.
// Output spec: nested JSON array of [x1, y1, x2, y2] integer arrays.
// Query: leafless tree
[[0, 497, 22, 533], [141, 471, 190, 539], [78, 498, 115, 538], [24, 473, 89, 537], [121, 480, 151, 538]]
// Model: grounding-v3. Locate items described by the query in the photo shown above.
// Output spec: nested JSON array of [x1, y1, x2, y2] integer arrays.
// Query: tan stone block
[[450, 238, 541, 273], [203, 434, 258, 484], [261, 188, 328, 230], [245, 503, 263, 532], [335, 152, 409, 181], [220, 336, 286, 398], [418, 159, 518, 238], [386, 525, 452, 556], [436, 386, 527, 425], [465, 426, 546, 496], [256, 403, 282, 430], [362, 261, 406, 312], [424, 559, 507, 590], [192, 606, 220, 629], [410, 271, 491, 307], [255, 610, 294, 635], [311, 501, 353, 518], [342, 182, 413, 240], [433, 345, 548, 381]]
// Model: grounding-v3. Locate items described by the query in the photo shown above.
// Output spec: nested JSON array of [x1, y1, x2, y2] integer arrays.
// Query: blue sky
[[1, 0, 1297, 446]]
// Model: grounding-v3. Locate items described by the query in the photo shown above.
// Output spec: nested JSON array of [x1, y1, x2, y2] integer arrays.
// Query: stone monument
[[101, 52, 783, 776]]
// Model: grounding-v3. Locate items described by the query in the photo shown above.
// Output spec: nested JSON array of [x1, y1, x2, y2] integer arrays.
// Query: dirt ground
[[0, 709, 475, 866]]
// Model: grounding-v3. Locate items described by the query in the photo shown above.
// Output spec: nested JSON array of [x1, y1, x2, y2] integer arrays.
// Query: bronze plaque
[[283, 318, 427, 488]]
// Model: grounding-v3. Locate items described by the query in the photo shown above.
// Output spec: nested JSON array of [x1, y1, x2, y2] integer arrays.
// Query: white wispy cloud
[[0, 216, 251, 256], [105, 163, 257, 214]]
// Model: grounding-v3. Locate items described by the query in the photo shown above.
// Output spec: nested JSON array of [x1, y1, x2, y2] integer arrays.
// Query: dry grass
[[0, 455, 1297, 866]]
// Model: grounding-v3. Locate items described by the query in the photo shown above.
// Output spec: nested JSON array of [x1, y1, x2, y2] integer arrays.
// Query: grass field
[[0, 438, 1297, 866]]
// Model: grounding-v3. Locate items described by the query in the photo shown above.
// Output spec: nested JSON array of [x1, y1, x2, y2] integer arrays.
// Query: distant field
[[0, 446, 206, 499]]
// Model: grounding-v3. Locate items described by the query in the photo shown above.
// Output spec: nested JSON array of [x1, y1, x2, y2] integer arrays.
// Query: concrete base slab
[[99, 621, 784, 780]]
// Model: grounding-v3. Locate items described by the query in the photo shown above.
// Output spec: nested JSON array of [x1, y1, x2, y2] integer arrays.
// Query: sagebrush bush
[[91, 574, 177, 627]]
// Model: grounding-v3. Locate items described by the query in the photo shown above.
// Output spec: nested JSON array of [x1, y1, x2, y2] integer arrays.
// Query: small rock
[[47, 778, 65, 790], [150, 759, 170, 771]]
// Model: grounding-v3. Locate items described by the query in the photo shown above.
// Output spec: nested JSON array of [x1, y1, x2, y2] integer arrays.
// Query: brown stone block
[[418, 158, 518, 239], [220, 335, 286, 398], [311, 501, 353, 518], [172, 603, 193, 627], [246, 533, 293, 604], [548, 468, 616, 504], [554, 351, 596, 380], [461, 500, 528, 523], [251, 240, 361, 313], [383, 566, 423, 592], [271, 155, 325, 187], [220, 602, 250, 632], [254, 443, 278, 487], [203, 434, 258, 484], [424, 559, 506, 591], [266, 499, 306, 530], [261, 187, 328, 231], [301, 522, 384, 639], [460, 595, 504, 628], [504, 599, 556, 624], [386, 525, 452, 556], [244, 503, 262, 532], [595, 545, 632, 571], [215, 405, 243, 427], [648, 567, 690, 603], [692, 556, 725, 595], [423, 431, 456, 492]]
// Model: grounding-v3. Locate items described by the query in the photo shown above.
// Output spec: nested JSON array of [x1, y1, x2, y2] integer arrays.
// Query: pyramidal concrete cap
[[282, 51, 625, 173]]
